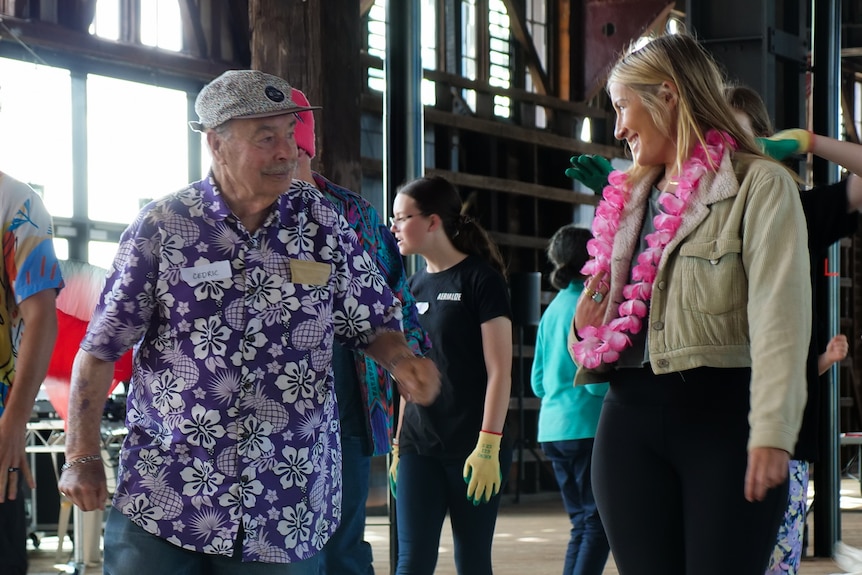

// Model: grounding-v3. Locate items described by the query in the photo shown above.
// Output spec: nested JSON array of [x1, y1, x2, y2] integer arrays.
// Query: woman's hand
[[744, 447, 790, 502], [574, 271, 611, 334]]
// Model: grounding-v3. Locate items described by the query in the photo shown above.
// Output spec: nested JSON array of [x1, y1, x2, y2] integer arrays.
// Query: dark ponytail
[[547, 224, 591, 290]]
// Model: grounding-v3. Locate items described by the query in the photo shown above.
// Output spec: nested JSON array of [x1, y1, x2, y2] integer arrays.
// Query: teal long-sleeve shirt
[[530, 281, 607, 442]]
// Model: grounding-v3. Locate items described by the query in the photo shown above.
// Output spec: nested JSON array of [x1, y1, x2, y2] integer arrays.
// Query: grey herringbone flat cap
[[189, 70, 320, 132]]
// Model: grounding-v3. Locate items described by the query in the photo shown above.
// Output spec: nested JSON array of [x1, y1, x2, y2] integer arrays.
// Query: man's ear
[[208, 131, 226, 163]]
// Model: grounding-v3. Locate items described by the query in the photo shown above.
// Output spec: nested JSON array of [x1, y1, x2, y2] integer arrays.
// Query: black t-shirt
[[401, 255, 512, 462], [796, 179, 859, 462]]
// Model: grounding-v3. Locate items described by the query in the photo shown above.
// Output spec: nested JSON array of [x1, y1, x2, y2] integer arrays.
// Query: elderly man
[[58, 70, 440, 575]]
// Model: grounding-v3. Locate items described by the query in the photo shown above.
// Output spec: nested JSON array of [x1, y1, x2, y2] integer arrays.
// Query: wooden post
[[250, 0, 362, 193]]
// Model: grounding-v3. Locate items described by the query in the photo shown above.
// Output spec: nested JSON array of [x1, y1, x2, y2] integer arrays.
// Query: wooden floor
[[27, 479, 862, 574]]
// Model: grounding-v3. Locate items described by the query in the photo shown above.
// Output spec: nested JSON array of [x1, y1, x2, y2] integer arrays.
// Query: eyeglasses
[[389, 214, 417, 228]]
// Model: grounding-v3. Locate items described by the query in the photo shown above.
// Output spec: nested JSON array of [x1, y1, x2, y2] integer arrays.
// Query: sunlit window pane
[[53, 239, 69, 261], [89, 240, 119, 270], [0, 58, 73, 218], [141, 0, 183, 52], [90, 0, 120, 41], [87, 75, 188, 224]]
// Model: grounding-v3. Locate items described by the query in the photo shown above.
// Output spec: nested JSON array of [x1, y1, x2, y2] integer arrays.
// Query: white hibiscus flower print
[[134, 448, 164, 476], [272, 445, 313, 490], [190, 315, 231, 359], [160, 232, 189, 266], [275, 360, 316, 403], [332, 297, 372, 338], [237, 416, 274, 459], [245, 267, 284, 311], [277, 500, 313, 548], [122, 493, 166, 533], [180, 457, 225, 497], [352, 253, 386, 294], [150, 370, 186, 415], [178, 405, 226, 450]]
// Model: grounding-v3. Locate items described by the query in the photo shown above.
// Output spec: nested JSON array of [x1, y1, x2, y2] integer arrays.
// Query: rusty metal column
[[385, 3, 424, 572], [811, 0, 842, 556]]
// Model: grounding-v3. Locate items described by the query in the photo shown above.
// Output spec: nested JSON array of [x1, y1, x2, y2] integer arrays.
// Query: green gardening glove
[[462, 431, 502, 505], [565, 154, 613, 195], [388, 444, 399, 499], [756, 129, 814, 161]]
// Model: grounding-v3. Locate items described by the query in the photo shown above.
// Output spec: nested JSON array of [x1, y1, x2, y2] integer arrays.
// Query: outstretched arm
[[759, 129, 862, 212], [809, 136, 862, 212]]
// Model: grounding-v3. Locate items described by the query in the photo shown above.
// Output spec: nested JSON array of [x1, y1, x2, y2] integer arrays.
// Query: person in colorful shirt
[[289, 87, 432, 575], [0, 172, 62, 575], [57, 70, 440, 575]]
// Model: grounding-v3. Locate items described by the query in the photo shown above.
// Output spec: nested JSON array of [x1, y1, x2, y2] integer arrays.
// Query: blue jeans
[[542, 439, 609, 575], [395, 448, 512, 575], [320, 435, 374, 575], [104, 507, 320, 574]]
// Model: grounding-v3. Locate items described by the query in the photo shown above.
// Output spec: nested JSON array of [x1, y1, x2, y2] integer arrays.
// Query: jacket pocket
[[678, 238, 745, 315]]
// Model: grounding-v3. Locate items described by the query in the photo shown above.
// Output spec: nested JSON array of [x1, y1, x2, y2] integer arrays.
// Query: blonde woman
[[572, 35, 810, 575]]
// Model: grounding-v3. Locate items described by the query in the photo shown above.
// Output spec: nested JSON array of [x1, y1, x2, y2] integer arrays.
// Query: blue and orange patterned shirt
[[314, 172, 431, 456], [81, 176, 403, 563], [0, 172, 63, 416]]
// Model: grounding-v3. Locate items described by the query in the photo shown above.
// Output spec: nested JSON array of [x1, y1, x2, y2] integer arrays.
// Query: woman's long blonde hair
[[607, 34, 763, 181]]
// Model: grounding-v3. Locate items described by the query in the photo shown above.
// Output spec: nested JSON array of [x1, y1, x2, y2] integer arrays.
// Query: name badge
[[180, 260, 232, 286]]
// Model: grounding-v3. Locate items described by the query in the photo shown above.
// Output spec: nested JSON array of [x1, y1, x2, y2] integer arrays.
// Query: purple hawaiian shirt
[[80, 176, 403, 563]]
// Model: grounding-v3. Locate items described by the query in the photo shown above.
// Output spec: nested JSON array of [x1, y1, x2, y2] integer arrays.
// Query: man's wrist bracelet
[[60, 455, 102, 474], [387, 352, 416, 373]]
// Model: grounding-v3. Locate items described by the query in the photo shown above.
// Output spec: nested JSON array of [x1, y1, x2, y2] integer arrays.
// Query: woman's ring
[[7, 467, 18, 473], [584, 288, 596, 298], [591, 291, 604, 303]]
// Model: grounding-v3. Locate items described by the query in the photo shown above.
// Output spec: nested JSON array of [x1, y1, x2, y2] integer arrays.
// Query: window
[[0, 58, 74, 218], [366, 0, 437, 106], [141, 0, 183, 52], [488, 0, 511, 118], [87, 74, 189, 224], [525, 0, 547, 127], [461, 0, 478, 111]]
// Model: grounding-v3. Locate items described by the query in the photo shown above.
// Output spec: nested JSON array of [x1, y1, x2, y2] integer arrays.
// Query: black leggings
[[592, 367, 787, 575]]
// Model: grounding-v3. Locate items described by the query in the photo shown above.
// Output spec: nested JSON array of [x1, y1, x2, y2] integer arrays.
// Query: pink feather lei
[[573, 129, 735, 369]]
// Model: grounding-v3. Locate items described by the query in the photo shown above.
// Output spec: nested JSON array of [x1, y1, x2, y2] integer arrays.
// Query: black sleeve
[[800, 179, 860, 252]]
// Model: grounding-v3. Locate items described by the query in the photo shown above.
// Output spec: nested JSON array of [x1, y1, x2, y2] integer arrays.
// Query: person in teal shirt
[[531, 224, 608, 575]]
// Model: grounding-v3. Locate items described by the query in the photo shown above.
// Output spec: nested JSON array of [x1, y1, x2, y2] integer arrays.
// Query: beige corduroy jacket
[[571, 151, 810, 454]]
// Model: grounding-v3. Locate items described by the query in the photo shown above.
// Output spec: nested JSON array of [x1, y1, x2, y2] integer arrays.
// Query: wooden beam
[[362, 158, 599, 207], [361, 92, 620, 157], [251, 0, 362, 193], [361, 53, 609, 119], [228, 0, 251, 67], [0, 15, 230, 81], [178, 0, 208, 58], [500, 0, 550, 96]]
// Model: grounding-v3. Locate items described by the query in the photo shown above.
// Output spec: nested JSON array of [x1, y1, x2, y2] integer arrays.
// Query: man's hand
[[392, 356, 441, 406], [744, 446, 789, 502], [57, 455, 108, 511], [565, 155, 613, 195]]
